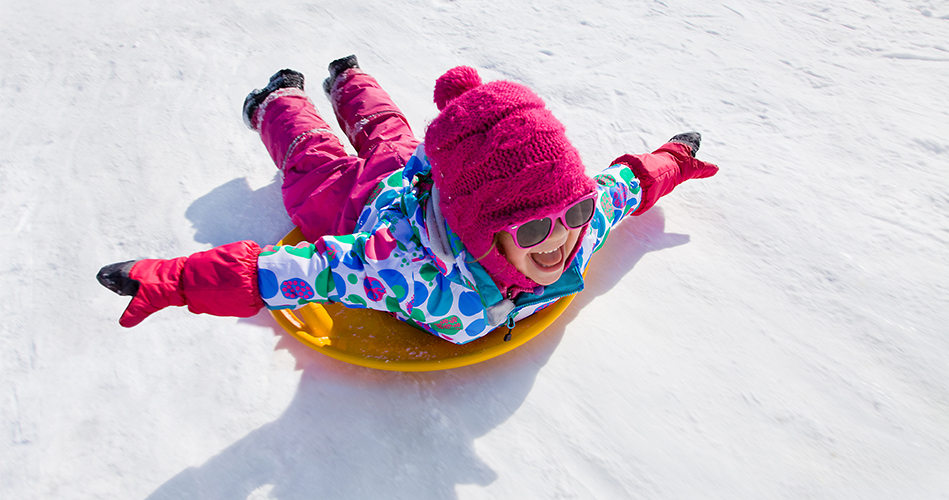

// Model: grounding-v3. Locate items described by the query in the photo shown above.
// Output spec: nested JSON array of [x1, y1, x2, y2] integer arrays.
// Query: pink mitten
[[120, 258, 188, 327], [613, 133, 719, 216], [97, 241, 264, 327]]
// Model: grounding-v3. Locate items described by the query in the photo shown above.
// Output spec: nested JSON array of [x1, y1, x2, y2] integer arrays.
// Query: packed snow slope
[[2, 0, 947, 498]]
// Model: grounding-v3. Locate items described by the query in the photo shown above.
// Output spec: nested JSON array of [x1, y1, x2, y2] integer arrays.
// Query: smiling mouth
[[530, 246, 564, 269]]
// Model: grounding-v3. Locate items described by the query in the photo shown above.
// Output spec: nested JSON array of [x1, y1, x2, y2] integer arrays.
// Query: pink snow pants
[[256, 71, 420, 242]]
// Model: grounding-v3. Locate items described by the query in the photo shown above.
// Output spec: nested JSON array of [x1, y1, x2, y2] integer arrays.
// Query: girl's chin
[[530, 272, 562, 286]]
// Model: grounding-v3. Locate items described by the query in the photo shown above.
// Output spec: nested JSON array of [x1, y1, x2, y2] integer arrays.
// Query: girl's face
[[496, 220, 582, 286]]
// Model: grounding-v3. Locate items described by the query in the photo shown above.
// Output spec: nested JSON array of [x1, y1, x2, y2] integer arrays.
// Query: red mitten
[[97, 241, 264, 327], [613, 134, 719, 216], [120, 257, 188, 327]]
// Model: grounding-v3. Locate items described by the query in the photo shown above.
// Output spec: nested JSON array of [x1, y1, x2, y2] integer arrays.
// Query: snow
[[2, 0, 948, 498]]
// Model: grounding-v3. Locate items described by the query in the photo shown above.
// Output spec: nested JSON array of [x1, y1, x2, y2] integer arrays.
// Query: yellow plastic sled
[[270, 227, 575, 372]]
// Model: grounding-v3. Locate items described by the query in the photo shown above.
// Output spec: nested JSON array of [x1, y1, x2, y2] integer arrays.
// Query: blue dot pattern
[[257, 144, 642, 344]]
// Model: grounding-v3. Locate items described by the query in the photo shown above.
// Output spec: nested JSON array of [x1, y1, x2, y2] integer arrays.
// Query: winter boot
[[323, 55, 360, 95], [243, 69, 306, 130]]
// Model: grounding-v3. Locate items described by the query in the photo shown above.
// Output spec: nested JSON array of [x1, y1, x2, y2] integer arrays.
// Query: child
[[97, 56, 719, 344]]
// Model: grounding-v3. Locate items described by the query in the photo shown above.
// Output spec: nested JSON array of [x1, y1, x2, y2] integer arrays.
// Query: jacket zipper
[[504, 287, 582, 338], [504, 290, 516, 340]]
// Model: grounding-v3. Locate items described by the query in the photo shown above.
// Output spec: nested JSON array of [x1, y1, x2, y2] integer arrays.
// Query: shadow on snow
[[146, 181, 686, 499]]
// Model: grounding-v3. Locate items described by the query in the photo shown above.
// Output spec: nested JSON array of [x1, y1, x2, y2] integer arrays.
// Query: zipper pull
[[504, 315, 514, 341], [504, 289, 515, 341]]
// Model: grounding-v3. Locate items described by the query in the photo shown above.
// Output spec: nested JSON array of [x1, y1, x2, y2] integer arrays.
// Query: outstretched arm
[[97, 241, 264, 327], [613, 132, 719, 217]]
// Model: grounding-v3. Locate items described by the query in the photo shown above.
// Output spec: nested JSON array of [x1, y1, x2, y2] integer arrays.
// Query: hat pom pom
[[434, 66, 482, 110]]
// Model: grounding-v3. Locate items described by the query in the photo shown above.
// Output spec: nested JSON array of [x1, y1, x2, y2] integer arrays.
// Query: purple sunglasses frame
[[503, 192, 598, 249]]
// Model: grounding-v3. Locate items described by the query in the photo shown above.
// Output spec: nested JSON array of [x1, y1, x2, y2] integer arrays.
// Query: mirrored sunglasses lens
[[515, 218, 552, 248], [564, 198, 596, 228]]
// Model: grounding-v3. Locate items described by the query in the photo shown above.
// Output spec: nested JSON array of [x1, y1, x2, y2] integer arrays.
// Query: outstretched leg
[[325, 57, 418, 160], [324, 57, 421, 225], [253, 87, 365, 241], [252, 58, 419, 241]]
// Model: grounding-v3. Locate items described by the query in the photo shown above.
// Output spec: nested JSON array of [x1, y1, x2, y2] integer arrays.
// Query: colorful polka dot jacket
[[257, 144, 643, 345]]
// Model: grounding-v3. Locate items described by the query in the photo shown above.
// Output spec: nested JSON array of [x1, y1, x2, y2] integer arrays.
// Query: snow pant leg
[[326, 70, 421, 230], [328, 70, 419, 157], [257, 73, 419, 242], [255, 89, 366, 242]]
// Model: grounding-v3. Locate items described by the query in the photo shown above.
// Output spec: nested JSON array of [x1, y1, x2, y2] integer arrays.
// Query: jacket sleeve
[[584, 163, 644, 254], [256, 227, 492, 344], [256, 228, 412, 311]]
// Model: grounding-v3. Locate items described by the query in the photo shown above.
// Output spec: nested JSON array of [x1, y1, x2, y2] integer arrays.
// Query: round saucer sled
[[269, 227, 575, 372]]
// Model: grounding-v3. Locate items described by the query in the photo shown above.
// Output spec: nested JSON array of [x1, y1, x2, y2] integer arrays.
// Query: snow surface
[[2, 0, 948, 498]]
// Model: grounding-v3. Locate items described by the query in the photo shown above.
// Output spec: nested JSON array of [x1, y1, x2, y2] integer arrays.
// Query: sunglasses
[[503, 193, 598, 249]]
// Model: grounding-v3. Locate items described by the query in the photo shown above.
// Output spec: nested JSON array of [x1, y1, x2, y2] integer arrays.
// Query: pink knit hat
[[425, 66, 596, 294]]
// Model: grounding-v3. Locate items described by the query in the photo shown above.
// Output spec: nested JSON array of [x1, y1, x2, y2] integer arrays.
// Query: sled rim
[[269, 227, 574, 372]]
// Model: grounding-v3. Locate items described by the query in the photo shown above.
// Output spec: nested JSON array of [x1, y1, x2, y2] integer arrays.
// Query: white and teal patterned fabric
[[257, 144, 642, 344]]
